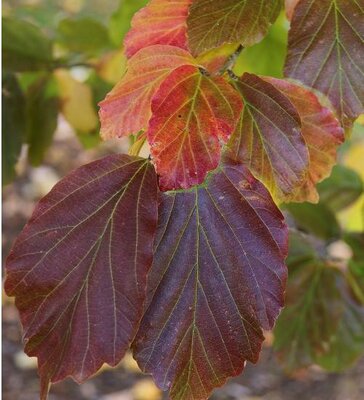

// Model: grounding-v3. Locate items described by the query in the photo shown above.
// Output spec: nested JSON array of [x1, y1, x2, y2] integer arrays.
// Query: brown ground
[[3, 120, 364, 400]]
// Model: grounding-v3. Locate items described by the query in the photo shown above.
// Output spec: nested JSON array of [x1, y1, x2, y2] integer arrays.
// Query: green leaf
[[57, 18, 112, 55], [274, 262, 344, 371], [318, 165, 363, 211], [2, 17, 53, 72], [2, 73, 26, 185], [284, 202, 341, 240], [314, 284, 364, 372], [286, 231, 316, 267], [234, 12, 288, 78], [345, 232, 364, 302], [26, 76, 59, 166], [109, 0, 149, 47]]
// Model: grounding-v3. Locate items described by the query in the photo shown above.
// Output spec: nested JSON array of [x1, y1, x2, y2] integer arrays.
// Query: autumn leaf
[[5, 155, 158, 399], [99, 45, 195, 139], [124, 0, 192, 58], [147, 64, 243, 190], [187, 0, 282, 56], [285, 0, 364, 129], [133, 159, 287, 400], [264, 78, 344, 202], [227, 73, 309, 201]]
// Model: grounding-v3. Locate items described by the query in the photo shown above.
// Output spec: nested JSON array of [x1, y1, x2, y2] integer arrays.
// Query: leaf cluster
[[3, 1, 364, 399]]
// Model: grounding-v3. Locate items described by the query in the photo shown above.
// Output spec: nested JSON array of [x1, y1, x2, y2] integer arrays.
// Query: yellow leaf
[[97, 49, 127, 84], [54, 69, 98, 133]]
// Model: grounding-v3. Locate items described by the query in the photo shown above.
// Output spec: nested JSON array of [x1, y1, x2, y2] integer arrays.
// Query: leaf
[[284, 202, 341, 240], [274, 262, 344, 371], [2, 73, 26, 185], [187, 0, 282, 56], [314, 286, 364, 372], [284, 0, 364, 128], [5, 155, 158, 399], [286, 231, 316, 267], [318, 165, 363, 211], [96, 49, 127, 84], [124, 0, 192, 58], [227, 73, 309, 201], [109, 0, 149, 47], [26, 76, 59, 166], [57, 18, 112, 55], [99, 45, 195, 140], [2, 17, 53, 72], [133, 160, 287, 400], [55, 70, 99, 134], [234, 12, 289, 78], [264, 78, 344, 203], [147, 65, 243, 190], [345, 232, 364, 301]]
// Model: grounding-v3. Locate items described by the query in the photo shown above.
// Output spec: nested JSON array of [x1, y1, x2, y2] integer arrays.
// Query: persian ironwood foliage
[[133, 160, 287, 399], [5, 0, 364, 400], [5, 155, 158, 399], [285, 0, 364, 129]]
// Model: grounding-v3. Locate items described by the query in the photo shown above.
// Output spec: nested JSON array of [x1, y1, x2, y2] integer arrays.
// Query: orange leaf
[[99, 45, 195, 140], [147, 65, 243, 190], [124, 0, 192, 58]]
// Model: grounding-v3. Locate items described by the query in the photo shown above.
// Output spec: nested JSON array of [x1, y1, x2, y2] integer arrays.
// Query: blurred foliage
[[2, 73, 26, 184], [2, 0, 132, 185], [276, 120, 364, 372]]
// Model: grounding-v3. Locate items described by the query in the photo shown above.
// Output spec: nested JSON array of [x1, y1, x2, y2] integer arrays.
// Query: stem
[[218, 44, 244, 76], [128, 134, 147, 157]]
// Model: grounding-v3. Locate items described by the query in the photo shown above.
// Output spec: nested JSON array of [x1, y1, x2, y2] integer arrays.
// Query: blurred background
[[2, 1, 364, 399]]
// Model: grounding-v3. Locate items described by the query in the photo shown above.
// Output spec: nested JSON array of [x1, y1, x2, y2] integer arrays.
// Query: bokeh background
[[3, 1, 364, 399]]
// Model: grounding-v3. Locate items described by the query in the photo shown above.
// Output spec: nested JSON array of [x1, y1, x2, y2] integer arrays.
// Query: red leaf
[[285, 0, 364, 128], [133, 159, 288, 400], [187, 0, 282, 56], [264, 77, 344, 202], [5, 155, 158, 399], [227, 73, 309, 201], [147, 65, 243, 191], [124, 0, 192, 58], [99, 45, 195, 139]]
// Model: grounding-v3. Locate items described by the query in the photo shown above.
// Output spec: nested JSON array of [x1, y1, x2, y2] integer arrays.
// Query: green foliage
[[285, 202, 341, 240], [318, 165, 363, 211], [26, 75, 59, 165], [2, 17, 53, 71], [2, 73, 26, 184], [57, 18, 112, 55]]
